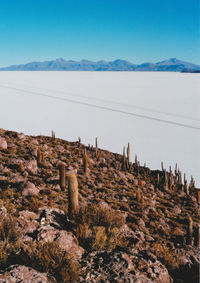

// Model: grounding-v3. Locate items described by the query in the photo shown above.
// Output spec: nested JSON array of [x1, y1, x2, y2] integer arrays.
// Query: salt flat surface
[[0, 71, 199, 185]]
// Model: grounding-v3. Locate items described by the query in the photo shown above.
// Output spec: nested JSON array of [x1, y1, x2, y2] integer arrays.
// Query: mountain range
[[0, 58, 199, 72]]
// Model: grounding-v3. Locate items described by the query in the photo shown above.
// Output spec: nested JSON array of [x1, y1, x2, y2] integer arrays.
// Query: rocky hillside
[[0, 128, 199, 282]]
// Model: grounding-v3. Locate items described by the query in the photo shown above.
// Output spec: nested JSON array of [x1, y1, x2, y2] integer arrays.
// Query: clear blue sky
[[0, 0, 199, 67]]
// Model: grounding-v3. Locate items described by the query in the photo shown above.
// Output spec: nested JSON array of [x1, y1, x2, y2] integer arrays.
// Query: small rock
[[31, 139, 39, 145], [26, 160, 38, 174], [0, 136, 7, 149], [17, 133, 26, 140]]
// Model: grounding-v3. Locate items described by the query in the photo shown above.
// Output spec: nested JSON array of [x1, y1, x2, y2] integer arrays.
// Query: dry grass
[[73, 204, 125, 251], [0, 214, 21, 268], [20, 241, 79, 283]]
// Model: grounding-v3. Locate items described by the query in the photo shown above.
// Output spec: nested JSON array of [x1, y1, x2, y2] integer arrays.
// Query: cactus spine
[[67, 174, 79, 219]]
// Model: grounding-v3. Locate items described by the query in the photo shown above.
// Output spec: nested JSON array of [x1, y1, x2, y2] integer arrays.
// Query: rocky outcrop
[[80, 250, 172, 282], [0, 265, 56, 282]]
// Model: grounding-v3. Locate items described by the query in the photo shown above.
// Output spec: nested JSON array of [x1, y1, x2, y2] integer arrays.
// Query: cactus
[[175, 163, 178, 175], [51, 130, 55, 140], [59, 163, 66, 191], [187, 216, 193, 245], [190, 176, 195, 189], [169, 173, 173, 191], [19, 162, 24, 172], [48, 198, 53, 207], [196, 189, 200, 204], [196, 224, 200, 248], [41, 152, 45, 162], [129, 162, 133, 172], [164, 170, 168, 188], [37, 147, 42, 166], [96, 151, 101, 161], [127, 143, 130, 163], [178, 171, 182, 189], [184, 173, 186, 183], [135, 154, 138, 166], [78, 137, 81, 147], [136, 190, 141, 202], [184, 180, 189, 195], [67, 174, 79, 219], [83, 153, 88, 173], [95, 137, 98, 158], [157, 173, 160, 185]]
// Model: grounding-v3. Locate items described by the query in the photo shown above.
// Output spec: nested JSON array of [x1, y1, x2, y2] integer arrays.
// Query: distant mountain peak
[[169, 58, 178, 63]]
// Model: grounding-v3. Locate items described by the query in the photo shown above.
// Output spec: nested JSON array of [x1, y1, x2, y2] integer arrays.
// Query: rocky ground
[[0, 128, 199, 283]]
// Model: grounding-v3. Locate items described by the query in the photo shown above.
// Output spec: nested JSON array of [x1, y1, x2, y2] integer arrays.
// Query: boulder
[[22, 182, 39, 197], [37, 207, 84, 260]]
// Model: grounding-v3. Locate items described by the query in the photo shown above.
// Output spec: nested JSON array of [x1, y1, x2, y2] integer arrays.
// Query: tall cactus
[[157, 173, 160, 185], [67, 174, 79, 219], [136, 190, 141, 202], [59, 163, 66, 191], [127, 143, 130, 163], [19, 161, 24, 172], [83, 153, 88, 173], [95, 137, 98, 159], [197, 224, 200, 248], [52, 130, 55, 140], [78, 137, 81, 147], [187, 216, 193, 245], [196, 189, 200, 204], [37, 147, 42, 166]]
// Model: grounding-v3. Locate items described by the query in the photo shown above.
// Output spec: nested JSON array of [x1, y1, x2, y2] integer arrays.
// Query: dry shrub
[[0, 214, 21, 268], [75, 204, 125, 229], [151, 242, 180, 269], [90, 226, 123, 251], [20, 241, 79, 282], [20, 196, 42, 213], [74, 204, 125, 251]]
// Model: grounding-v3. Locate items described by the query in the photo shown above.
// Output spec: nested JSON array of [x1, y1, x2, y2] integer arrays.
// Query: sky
[[0, 0, 199, 67]]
